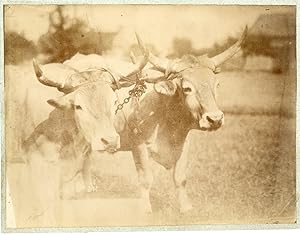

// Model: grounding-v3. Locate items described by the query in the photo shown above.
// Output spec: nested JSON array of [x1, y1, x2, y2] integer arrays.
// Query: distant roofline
[[248, 13, 295, 38]]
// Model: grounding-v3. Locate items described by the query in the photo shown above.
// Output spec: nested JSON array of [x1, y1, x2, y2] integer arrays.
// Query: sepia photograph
[[2, 3, 297, 230]]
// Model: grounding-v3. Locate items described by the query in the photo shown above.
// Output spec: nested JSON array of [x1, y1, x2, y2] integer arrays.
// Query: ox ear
[[154, 80, 177, 96], [47, 93, 75, 109]]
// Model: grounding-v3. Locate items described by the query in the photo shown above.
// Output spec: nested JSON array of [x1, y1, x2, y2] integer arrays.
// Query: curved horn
[[33, 59, 88, 93], [210, 26, 248, 68], [33, 59, 63, 88], [130, 51, 137, 64], [121, 33, 150, 79], [135, 33, 169, 73]]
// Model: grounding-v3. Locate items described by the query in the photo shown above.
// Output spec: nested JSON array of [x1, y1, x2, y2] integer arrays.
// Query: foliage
[[169, 33, 280, 60], [168, 36, 240, 59], [242, 35, 277, 58], [5, 31, 37, 65], [37, 6, 116, 63], [169, 37, 193, 58]]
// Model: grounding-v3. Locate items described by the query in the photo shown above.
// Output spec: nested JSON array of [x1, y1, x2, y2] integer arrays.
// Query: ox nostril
[[101, 135, 119, 148], [183, 87, 192, 93], [206, 114, 224, 124], [206, 115, 215, 124], [101, 138, 109, 145]]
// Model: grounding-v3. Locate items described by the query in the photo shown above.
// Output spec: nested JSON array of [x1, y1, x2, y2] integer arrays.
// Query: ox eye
[[183, 87, 192, 93], [74, 105, 82, 110]]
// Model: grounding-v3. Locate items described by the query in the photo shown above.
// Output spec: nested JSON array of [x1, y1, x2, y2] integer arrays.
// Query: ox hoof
[[180, 203, 193, 213], [86, 184, 98, 193], [139, 200, 153, 214], [144, 205, 153, 214]]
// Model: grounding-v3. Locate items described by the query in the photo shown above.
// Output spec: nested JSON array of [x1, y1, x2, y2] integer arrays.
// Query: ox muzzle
[[91, 132, 120, 153], [199, 111, 224, 131]]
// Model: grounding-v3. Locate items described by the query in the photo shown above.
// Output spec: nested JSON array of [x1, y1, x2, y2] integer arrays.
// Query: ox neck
[[164, 92, 197, 128]]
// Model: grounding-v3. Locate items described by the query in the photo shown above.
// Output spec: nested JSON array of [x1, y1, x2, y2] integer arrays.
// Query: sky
[[4, 5, 294, 56]]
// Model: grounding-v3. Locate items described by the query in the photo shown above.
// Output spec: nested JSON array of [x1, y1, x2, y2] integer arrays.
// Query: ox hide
[[63, 52, 153, 74]]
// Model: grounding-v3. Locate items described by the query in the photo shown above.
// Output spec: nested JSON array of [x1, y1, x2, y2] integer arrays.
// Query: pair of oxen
[[24, 29, 247, 213]]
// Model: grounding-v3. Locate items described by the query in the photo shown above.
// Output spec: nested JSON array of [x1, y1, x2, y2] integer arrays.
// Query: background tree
[[5, 31, 37, 65], [168, 37, 193, 58], [37, 6, 117, 63]]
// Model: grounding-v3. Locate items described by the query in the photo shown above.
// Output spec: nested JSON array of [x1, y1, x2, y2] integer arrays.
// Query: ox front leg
[[73, 139, 96, 193], [82, 155, 98, 193], [173, 134, 193, 213], [132, 144, 153, 213]]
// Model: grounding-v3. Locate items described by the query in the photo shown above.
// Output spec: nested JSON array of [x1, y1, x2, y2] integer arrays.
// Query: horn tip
[[32, 58, 43, 78], [130, 51, 135, 57], [130, 51, 137, 64], [134, 31, 140, 40], [242, 25, 248, 40], [32, 58, 37, 67], [135, 32, 147, 52], [134, 31, 140, 42]]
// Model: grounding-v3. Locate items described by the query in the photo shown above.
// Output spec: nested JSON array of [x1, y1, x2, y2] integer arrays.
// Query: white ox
[[22, 35, 149, 202]]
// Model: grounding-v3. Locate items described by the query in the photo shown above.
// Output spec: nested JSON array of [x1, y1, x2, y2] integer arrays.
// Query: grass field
[[5, 66, 296, 226], [218, 71, 294, 115]]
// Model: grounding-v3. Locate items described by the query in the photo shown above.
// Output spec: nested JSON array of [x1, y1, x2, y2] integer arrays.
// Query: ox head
[[32, 37, 149, 152], [137, 27, 247, 131], [46, 81, 120, 152]]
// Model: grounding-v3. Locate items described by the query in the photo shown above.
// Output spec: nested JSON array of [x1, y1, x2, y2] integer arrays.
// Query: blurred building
[[244, 12, 296, 73]]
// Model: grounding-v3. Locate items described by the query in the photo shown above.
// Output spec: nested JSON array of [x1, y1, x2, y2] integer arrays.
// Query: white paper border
[[0, 0, 298, 232]]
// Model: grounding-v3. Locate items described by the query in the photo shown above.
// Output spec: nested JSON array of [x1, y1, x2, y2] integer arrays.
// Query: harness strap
[[100, 67, 122, 90]]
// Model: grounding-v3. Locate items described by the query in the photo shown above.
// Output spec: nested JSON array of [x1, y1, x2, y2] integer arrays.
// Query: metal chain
[[115, 80, 147, 115]]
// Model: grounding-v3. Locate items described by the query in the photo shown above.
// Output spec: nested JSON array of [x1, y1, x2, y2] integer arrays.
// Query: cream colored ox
[[15, 35, 149, 226]]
